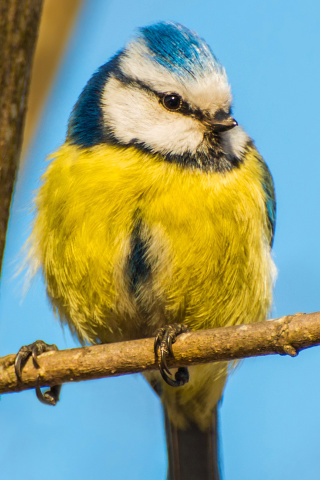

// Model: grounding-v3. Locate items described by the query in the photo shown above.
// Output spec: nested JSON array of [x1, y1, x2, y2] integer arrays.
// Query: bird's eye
[[162, 93, 182, 111]]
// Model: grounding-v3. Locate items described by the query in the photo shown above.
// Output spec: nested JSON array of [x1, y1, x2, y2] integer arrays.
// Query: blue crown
[[139, 22, 222, 79]]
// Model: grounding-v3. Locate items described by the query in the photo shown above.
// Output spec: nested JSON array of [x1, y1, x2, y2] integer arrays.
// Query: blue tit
[[23, 21, 276, 480]]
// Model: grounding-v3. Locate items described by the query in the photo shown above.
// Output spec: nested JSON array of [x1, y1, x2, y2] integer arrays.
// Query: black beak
[[204, 109, 238, 133], [211, 117, 238, 133]]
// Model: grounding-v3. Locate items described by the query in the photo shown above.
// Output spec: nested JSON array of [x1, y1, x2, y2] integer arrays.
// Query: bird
[[16, 21, 276, 480]]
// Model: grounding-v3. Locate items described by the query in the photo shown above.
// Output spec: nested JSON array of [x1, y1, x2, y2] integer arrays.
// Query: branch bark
[[0, 0, 43, 276], [1, 311, 319, 395]]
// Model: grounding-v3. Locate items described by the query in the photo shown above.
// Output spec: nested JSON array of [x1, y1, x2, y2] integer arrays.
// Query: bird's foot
[[154, 324, 190, 387], [15, 340, 61, 406]]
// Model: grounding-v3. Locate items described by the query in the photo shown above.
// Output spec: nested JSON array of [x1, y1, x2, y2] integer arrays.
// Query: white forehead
[[119, 38, 232, 113]]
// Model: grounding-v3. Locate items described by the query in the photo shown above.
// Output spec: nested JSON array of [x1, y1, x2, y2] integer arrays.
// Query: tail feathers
[[165, 406, 221, 480]]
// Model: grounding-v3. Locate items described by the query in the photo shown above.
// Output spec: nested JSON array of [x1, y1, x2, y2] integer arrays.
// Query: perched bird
[[17, 22, 276, 480]]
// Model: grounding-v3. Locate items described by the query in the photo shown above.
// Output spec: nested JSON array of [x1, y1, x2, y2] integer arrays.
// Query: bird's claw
[[154, 324, 190, 387], [15, 340, 57, 379], [15, 340, 61, 406], [36, 379, 61, 406]]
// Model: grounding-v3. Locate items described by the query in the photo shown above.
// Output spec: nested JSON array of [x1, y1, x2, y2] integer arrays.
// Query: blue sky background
[[1, 0, 320, 478]]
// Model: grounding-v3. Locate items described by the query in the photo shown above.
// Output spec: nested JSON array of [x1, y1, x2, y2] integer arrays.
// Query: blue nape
[[67, 54, 121, 147], [140, 22, 221, 79]]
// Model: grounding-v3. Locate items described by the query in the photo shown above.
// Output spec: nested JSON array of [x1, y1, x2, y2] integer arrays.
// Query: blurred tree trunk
[[0, 0, 43, 276], [21, 0, 83, 158]]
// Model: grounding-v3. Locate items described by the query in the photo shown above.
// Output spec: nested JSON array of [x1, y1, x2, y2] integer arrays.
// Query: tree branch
[[0, 0, 43, 276], [1, 311, 319, 395]]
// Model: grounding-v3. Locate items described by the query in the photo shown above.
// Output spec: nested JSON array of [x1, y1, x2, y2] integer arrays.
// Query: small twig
[[0, 311, 319, 395]]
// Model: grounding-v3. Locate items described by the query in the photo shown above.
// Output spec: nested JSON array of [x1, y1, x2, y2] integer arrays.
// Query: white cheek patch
[[101, 77, 205, 155]]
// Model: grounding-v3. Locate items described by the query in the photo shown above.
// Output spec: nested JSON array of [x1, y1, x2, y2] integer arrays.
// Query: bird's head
[[68, 22, 249, 172]]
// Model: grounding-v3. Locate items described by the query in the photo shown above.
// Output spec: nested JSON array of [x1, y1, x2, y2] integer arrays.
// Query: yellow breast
[[30, 143, 275, 345]]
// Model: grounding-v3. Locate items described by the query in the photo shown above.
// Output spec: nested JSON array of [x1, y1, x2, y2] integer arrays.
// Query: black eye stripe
[[159, 93, 200, 119], [114, 69, 210, 121]]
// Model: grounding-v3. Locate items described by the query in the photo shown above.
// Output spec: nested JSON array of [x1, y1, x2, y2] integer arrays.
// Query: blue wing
[[260, 158, 276, 247]]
